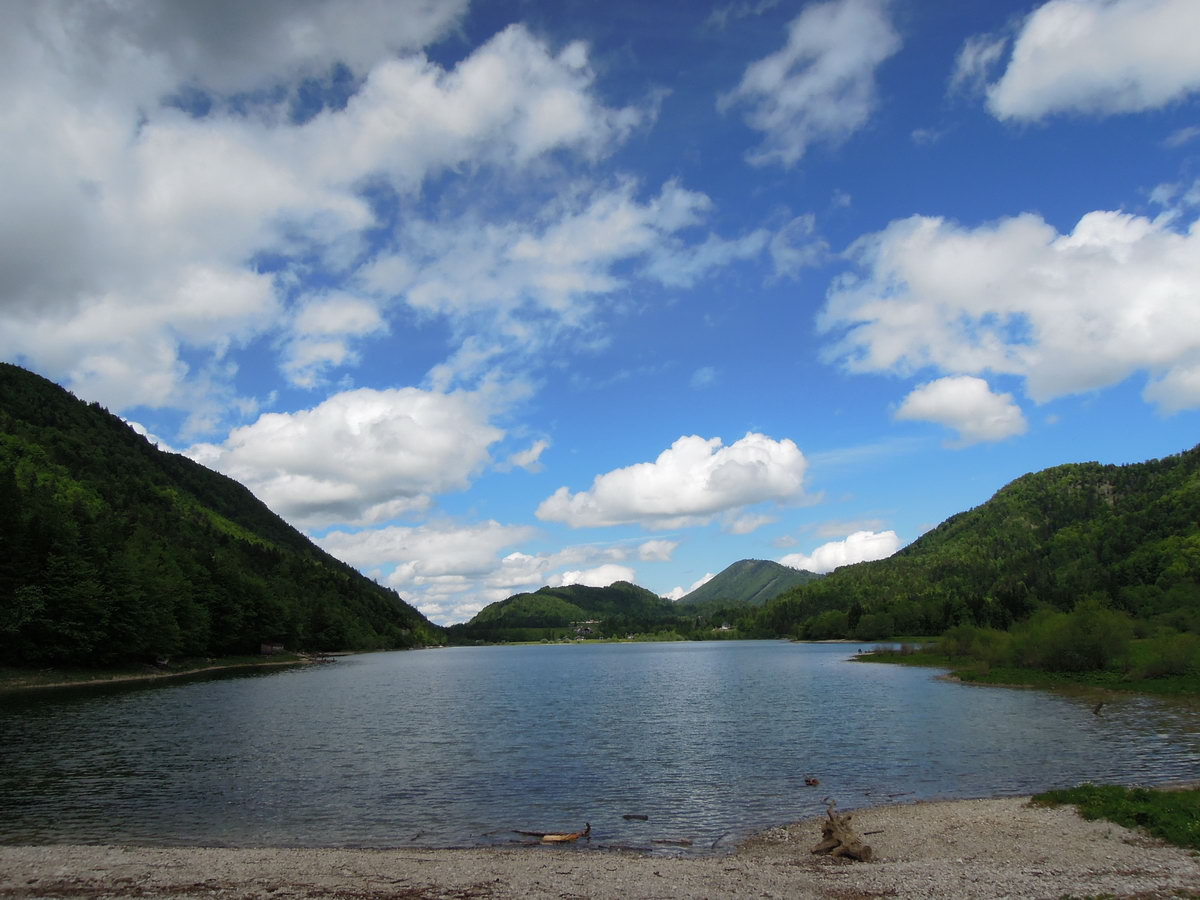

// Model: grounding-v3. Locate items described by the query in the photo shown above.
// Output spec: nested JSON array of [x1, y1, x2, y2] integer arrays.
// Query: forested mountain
[[757, 445, 1200, 641], [675, 558, 820, 611], [459, 581, 669, 630], [0, 363, 442, 666]]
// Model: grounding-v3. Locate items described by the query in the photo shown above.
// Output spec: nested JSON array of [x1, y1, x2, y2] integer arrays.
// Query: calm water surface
[[1, 641, 1197, 853]]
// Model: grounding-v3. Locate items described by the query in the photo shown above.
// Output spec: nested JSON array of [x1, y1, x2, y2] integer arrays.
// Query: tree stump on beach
[[810, 798, 873, 862]]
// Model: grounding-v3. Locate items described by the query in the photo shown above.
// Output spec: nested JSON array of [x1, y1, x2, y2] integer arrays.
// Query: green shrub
[[938, 623, 1011, 665], [1011, 601, 1131, 672], [1135, 632, 1200, 678]]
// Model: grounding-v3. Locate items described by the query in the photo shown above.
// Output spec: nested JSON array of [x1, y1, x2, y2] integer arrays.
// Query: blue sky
[[3, 0, 1199, 624]]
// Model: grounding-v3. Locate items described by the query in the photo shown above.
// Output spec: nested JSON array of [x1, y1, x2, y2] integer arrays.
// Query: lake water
[[1, 641, 1197, 854]]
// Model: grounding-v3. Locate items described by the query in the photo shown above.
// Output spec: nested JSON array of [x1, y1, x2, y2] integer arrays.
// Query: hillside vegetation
[[448, 582, 675, 643], [757, 445, 1200, 643], [676, 558, 820, 612], [446, 580, 764, 643], [0, 364, 443, 667]]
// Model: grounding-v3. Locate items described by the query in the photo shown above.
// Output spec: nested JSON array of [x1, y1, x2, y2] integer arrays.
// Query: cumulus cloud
[[720, 0, 901, 167], [665, 573, 716, 601], [0, 5, 645, 424], [821, 209, 1200, 413], [536, 433, 809, 529], [895, 376, 1027, 446], [188, 387, 503, 528], [316, 524, 670, 623], [548, 564, 637, 589], [363, 179, 769, 389], [637, 540, 679, 562], [779, 529, 900, 573], [5, 0, 468, 97], [282, 293, 388, 387], [319, 519, 537, 575], [982, 0, 1200, 120]]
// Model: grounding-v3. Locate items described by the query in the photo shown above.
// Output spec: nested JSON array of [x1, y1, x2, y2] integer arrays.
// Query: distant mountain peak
[[675, 558, 820, 608]]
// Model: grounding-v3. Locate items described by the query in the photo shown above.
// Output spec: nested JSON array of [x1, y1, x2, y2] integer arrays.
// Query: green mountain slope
[[758, 445, 1200, 640], [470, 581, 672, 627], [0, 363, 442, 666], [449, 581, 677, 642], [676, 558, 820, 610]]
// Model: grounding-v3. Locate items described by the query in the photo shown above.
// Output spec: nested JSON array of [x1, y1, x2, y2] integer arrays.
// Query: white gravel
[[2, 797, 1198, 899]]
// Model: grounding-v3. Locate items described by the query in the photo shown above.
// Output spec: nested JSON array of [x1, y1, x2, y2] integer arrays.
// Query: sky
[[3, 0, 1200, 625]]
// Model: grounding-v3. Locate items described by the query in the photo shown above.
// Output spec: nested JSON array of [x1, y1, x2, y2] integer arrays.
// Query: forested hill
[[758, 445, 1200, 640], [0, 363, 443, 666], [675, 558, 820, 610], [448, 581, 676, 642]]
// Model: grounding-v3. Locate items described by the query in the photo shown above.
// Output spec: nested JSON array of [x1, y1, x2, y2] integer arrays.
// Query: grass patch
[[1032, 784, 1200, 850], [859, 647, 1200, 696]]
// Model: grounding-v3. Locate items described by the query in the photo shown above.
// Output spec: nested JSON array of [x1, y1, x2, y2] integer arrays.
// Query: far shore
[[2, 794, 1197, 899]]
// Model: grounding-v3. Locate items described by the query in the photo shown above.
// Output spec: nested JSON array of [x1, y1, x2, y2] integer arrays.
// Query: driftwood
[[810, 798, 872, 862], [515, 824, 591, 843]]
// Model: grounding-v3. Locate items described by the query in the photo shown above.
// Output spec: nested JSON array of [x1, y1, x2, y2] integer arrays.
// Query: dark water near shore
[[1, 641, 1197, 854]]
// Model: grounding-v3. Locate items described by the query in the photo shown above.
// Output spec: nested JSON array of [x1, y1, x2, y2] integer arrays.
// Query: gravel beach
[[2, 796, 1198, 899]]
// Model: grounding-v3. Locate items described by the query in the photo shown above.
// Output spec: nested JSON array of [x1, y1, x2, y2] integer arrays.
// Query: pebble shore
[[2, 797, 1198, 899]]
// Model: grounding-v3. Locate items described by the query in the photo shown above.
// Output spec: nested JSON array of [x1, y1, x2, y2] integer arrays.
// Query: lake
[[1, 641, 1197, 854]]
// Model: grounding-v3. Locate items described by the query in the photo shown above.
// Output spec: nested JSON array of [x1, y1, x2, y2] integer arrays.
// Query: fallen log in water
[[514, 824, 591, 843]]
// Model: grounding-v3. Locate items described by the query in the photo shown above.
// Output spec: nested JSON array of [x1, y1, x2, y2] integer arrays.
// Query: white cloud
[[821, 209, 1200, 413], [707, 0, 781, 30], [282, 292, 388, 387], [316, 522, 682, 623], [0, 7, 645, 426], [637, 540, 679, 562], [319, 520, 537, 574], [536, 432, 809, 529], [814, 518, 885, 539], [769, 213, 831, 275], [364, 178, 763, 390], [7, 0, 468, 98], [188, 387, 503, 528], [984, 0, 1200, 120], [1164, 125, 1200, 149], [779, 529, 900, 573], [895, 376, 1028, 446], [548, 564, 637, 588], [720, 0, 901, 167], [691, 367, 718, 389], [949, 33, 1009, 98], [643, 230, 771, 287], [665, 573, 716, 601], [724, 512, 777, 534], [502, 439, 551, 473]]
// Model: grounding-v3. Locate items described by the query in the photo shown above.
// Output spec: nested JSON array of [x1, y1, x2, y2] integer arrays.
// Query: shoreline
[[2, 795, 1197, 899], [0, 657, 324, 694]]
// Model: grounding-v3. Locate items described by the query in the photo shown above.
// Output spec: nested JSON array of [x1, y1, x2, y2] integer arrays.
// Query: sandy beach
[[2, 796, 1197, 899]]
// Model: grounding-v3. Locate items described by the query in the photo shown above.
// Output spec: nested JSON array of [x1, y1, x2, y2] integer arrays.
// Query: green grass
[[859, 647, 1200, 697], [1032, 784, 1200, 851]]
